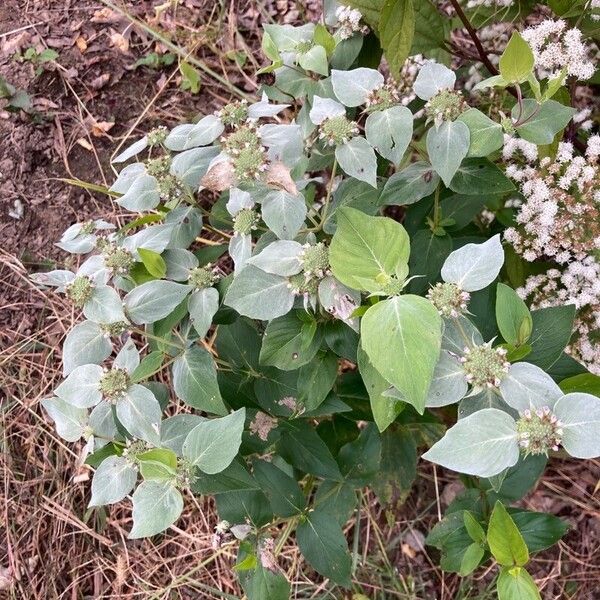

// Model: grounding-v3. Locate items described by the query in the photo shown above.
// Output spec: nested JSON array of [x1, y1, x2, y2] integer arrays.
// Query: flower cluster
[[335, 5, 369, 40], [466, 0, 514, 7], [427, 282, 470, 318], [521, 19, 595, 80], [516, 406, 563, 456], [504, 138, 600, 264], [460, 343, 510, 389], [518, 257, 600, 374]]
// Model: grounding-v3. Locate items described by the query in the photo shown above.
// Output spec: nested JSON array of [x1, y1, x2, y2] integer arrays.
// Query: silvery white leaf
[[426, 120, 470, 187], [331, 68, 384, 107], [129, 481, 183, 538], [413, 61, 456, 100], [116, 173, 160, 211], [42, 397, 88, 442], [335, 137, 377, 188], [55, 364, 103, 408], [163, 249, 198, 281], [56, 233, 96, 254], [89, 400, 118, 439], [226, 187, 254, 216], [60, 222, 84, 242], [113, 337, 140, 373], [259, 123, 305, 167], [93, 220, 115, 230], [247, 240, 303, 276], [63, 320, 112, 376], [224, 265, 295, 320], [84, 285, 125, 324], [263, 23, 315, 51], [109, 163, 145, 194], [112, 136, 149, 164], [317, 276, 361, 326], [499, 362, 563, 412], [182, 409, 246, 473], [309, 95, 346, 125], [124, 281, 192, 325], [423, 408, 519, 477], [116, 384, 162, 445], [165, 206, 203, 249], [554, 393, 600, 459], [458, 388, 515, 419], [188, 287, 220, 338], [425, 350, 468, 407], [89, 456, 138, 506], [441, 235, 504, 292], [365, 106, 413, 164], [122, 223, 175, 257], [229, 233, 253, 275], [170, 146, 220, 188], [248, 93, 289, 118], [441, 316, 483, 354], [30, 269, 75, 290], [161, 414, 206, 456], [164, 115, 224, 151], [77, 255, 110, 285], [262, 190, 307, 239]]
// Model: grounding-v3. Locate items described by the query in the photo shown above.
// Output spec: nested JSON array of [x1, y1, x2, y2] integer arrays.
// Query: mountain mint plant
[[33, 2, 600, 598]]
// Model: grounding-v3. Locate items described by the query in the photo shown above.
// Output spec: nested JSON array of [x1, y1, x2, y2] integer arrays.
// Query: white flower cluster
[[397, 54, 426, 106], [504, 137, 600, 263], [335, 5, 369, 40], [592, 0, 600, 21], [521, 19, 595, 80], [518, 257, 600, 374], [466, 0, 514, 8]]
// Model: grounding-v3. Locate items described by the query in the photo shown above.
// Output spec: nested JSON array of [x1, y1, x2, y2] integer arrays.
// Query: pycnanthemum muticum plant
[[33, 2, 600, 598]]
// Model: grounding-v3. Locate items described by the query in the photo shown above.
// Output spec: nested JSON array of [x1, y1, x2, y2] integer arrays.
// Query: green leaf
[[297, 352, 338, 411], [172, 346, 227, 415], [496, 283, 532, 346], [296, 509, 351, 587], [182, 409, 246, 474], [131, 351, 164, 383], [487, 501, 529, 567], [510, 510, 568, 553], [357, 345, 403, 432], [129, 481, 183, 538], [344, 0, 386, 30], [138, 448, 178, 481], [449, 158, 515, 195], [499, 32, 534, 83], [277, 420, 342, 480], [245, 564, 290, 600], [179, 61, 201, 93], [252, 459, 306, 517], [259, 312, 321, 371], [298, 44, 329, 76], [559, 373, 600, 397], [314, 23, 336, 55], [329, 207, 410, 291], [459, 542, 484, 576], [337, 423, 381, 486], [457, 109, 504, 158], [463, 511, 486, 544], [380, 0, 415, 78], [497, 567, 541, 600], [526, 305, 575, 369], [361, 295, 442, 413], [137, 248, 167, 279], [512, 100, 576, 145]]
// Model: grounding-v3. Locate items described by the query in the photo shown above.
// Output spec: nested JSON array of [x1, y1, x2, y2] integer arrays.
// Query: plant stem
[[318, 158, 338, 231]]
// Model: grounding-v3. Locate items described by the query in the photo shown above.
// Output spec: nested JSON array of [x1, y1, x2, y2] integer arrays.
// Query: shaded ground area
[[0, 1, 599, 598]]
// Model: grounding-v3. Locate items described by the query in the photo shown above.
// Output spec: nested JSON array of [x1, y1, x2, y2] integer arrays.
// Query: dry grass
[[1, 1, 600, 599]]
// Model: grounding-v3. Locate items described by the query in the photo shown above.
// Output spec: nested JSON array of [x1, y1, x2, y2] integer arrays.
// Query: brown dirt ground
[[1, 1, 599, 599]]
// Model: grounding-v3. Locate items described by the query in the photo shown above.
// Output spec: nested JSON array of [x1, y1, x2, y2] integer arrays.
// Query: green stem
[[317, 158, 338, 231]]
